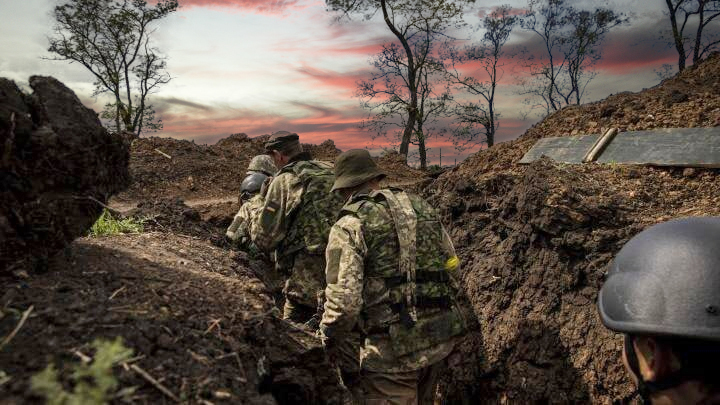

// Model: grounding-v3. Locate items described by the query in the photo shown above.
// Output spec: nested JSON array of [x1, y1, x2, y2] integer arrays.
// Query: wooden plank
[[519, 135, 599, 164], [596, 127, 720, 167]]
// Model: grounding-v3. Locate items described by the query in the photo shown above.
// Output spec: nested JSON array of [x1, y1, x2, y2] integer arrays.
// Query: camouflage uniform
[[250, 144, 345, 323], [226, 194, 264, 243], [226, 155, 277, 243], [320, 187, 466, 404]]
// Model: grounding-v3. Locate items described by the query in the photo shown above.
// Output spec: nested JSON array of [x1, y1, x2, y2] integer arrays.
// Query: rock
[[683, 167, 697, 177]]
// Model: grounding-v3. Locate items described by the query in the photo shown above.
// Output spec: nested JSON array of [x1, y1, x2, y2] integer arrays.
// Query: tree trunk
[[417, 129, 427, 170], [666, 0, 687, 71], [381, 0, 416, 162], [693, 0, 706, 64]]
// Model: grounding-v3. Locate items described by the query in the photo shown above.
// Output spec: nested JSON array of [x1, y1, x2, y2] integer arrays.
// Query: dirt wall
[[0, 76, 130, 274]]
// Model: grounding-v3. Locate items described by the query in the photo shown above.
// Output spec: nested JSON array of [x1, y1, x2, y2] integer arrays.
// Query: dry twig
[[204, 318, 222, 335], [72, 195, 121, 216], [109, 285, 126, 301], [0, 305, 34, 352], [73, 350, 92, 364], [127, 363, 180, 402], [154, 148, 172, 159]]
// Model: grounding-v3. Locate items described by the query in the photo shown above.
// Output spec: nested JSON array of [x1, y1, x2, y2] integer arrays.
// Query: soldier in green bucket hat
[[320, 149, 467, 404]]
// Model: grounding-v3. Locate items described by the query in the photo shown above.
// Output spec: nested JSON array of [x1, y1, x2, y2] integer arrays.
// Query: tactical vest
[[278, 160, 346, 259], [341, 189, 466, 357]]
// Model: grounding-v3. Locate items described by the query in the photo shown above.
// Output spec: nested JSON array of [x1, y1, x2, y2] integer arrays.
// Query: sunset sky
[[0, 0, 689, 165]]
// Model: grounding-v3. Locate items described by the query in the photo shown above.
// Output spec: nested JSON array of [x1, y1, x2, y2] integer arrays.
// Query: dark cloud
[[156, 97, 214, 112]]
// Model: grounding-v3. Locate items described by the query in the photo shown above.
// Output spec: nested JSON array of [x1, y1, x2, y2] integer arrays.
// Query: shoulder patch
[[262, 200, 281, 229]]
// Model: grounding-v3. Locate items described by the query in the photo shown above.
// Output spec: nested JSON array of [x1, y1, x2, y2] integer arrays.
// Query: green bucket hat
[[265, 131, 299, 152], [331, 149, 386, 192]]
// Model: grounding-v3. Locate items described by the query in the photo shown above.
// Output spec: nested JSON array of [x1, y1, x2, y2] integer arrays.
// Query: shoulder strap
[[372, 189, 419, 324]]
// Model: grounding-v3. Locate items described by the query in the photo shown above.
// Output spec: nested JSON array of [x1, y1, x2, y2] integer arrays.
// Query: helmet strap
[[624, 335, 702, 405]]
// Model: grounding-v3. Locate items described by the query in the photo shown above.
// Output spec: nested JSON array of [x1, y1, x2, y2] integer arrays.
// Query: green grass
[[31, 338, 135, 405], [88, 209, 145, 237]]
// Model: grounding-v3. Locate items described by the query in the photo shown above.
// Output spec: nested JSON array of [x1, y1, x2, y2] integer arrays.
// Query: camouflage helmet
[[331, 149, 385, 192], [247, 155, 277, 176]]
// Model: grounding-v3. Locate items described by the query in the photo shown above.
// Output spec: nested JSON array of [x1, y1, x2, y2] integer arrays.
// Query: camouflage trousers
[[335, 339, 445, 405], [282, 298, 316, 324], [281, 252, 325, 324], [349, 366, 443, 405]]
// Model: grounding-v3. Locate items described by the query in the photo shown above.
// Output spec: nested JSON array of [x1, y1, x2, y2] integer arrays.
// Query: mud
[[0, 76, 130, 274]]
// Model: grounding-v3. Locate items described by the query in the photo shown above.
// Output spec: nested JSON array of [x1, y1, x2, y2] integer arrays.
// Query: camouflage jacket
[[250, 153, 344, 306], [226, 194, 264, 243], [250, 153, 342, 258], [320, 188, 465, 373], [249, 154, 309, 254]]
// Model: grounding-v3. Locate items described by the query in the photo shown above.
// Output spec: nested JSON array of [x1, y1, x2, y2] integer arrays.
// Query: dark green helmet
[[598, 217, 720, 342], [240, 172, 268, 200]]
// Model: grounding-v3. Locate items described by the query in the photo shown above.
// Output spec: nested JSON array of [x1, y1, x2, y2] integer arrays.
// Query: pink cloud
[[296, 65, 372, 92], [476, 6, 526, 19], [157, 100, 531, 166], [273, 37, 387, 56], [178, 0, 303, 14]]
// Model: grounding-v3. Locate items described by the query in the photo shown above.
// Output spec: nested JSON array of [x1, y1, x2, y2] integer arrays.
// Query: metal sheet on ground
[[596, 128, 720, 167], [518, 135, 599, 164]]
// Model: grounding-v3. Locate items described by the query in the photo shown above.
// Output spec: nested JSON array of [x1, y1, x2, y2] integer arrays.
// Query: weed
[[31, 338, 135, 405], [88, 209, 145, 237]]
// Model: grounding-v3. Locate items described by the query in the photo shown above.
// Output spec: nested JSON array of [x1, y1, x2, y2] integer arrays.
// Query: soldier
[[250, 131, 345, 324], [226, 155, 277, 244], [598, 217, 720, 405], [319, 149, 467, 404]]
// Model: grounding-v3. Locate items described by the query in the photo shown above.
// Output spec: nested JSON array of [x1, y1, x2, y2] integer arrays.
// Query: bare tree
[[663, 0, 720, 71], [519, 0, 625, 115], [326, 0, 472, 162], [48, 0, 178, 137], [358, 42, 452, 169], [446, 5, 518, 147]]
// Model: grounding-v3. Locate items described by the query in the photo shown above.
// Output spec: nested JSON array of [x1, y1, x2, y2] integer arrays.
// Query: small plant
[[31, 338, 134, 405], [88, 209, 145, 237]]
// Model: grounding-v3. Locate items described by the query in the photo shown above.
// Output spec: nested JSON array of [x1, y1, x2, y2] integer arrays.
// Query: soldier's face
[[269, 150, 283, 168]]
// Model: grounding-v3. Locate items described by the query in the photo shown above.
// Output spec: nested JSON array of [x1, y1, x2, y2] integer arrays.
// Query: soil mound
[[0, 76, 130, 274], [117, 135, 262, 202], [376, 151, 427, 185], [130, 198, 220, 240], [118, 135, 347, 202], [0, 233, 343, 404], [427, 54, 720, 403], [452, 53, 720, 177], [303, 139, 342, 162]]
